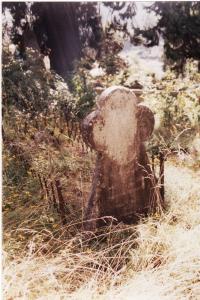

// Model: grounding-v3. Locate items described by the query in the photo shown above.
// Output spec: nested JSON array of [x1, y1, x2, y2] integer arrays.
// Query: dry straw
[[3, 162, 200, 299]]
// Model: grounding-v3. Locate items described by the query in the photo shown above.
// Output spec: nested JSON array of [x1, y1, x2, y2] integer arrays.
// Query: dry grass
[[3, 161, 200, 300]]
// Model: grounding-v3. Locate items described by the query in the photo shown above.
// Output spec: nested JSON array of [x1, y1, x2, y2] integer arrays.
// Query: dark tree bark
[[32, 3, 81, 78], [3, 2, 82, 78]]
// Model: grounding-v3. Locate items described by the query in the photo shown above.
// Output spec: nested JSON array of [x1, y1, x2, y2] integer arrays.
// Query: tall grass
[[3, 162, 200, 300]]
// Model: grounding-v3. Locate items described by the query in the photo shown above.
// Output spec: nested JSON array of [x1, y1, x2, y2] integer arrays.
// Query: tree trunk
[[32, 2, 81, 79]]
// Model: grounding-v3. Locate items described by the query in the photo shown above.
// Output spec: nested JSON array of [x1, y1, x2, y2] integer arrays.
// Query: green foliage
[[2, 45, 96, 231], [101, 55, 119, 75], [3, 148, 27, 188], [67, 69, 96, 119], [2, 48, 53, 116], [135, 2, 200, 72], [2, 47, 76, 134], [144, 62, 200, 154], [2, 146, 40, 213]]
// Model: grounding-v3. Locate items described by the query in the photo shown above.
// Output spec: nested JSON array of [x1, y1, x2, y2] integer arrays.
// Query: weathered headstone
[[82, 86, 159, 230]]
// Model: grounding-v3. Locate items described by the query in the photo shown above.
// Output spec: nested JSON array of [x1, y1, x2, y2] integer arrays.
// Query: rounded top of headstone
[[82, 86, 154, 165], [97, 86, 138, 109], [92, 86, 139, 164]]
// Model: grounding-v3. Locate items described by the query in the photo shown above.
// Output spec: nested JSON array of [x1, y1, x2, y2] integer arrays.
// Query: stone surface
[[82, 86, 158, 230]]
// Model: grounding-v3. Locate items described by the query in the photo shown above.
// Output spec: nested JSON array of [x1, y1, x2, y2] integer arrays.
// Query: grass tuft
[[3, 161, 200, 299]]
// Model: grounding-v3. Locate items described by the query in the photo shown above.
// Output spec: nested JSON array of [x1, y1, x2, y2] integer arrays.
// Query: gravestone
[[82, 86, 159, 230]]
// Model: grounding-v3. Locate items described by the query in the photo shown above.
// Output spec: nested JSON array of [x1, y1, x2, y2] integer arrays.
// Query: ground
[[3, 157, 200, 300]]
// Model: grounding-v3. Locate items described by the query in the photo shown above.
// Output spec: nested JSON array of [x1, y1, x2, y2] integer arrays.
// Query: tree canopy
[[3, 2, 200, 76], [2, 2, 104, 78], [134, 2, 200, 72]]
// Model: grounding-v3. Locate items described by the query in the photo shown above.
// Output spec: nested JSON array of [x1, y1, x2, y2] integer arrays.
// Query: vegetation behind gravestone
[[2, 47, 95, 230], [3, 2, 200, 77], [130, 2, 200, 73], [143, 61, 200, 166], [3, 45, 200, 230]]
